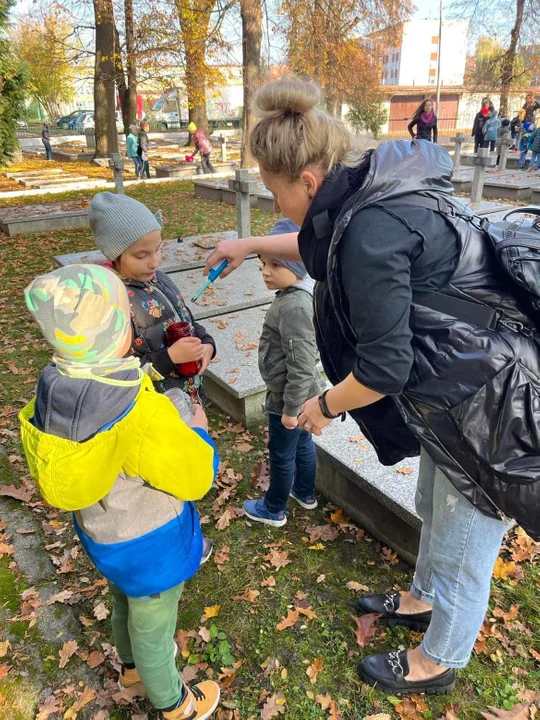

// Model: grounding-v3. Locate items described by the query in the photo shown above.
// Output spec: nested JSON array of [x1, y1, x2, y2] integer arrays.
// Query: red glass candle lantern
[[164, 321, 201, 377]]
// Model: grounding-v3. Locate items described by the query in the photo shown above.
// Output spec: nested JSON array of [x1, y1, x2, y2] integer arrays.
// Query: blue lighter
[[191, 259, 229, 302]]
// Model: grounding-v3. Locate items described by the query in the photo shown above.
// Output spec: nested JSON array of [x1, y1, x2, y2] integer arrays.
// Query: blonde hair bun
[[256, 79, 321, 116]]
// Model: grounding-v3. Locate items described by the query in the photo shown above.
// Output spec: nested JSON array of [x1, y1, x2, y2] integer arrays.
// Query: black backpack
[[486, 207, 540, 317], [391, 195, 540, 335]]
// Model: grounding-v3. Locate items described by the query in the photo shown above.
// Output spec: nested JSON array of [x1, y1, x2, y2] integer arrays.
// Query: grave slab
[[531, 187, 540, 205], [204, 305, 269, 428], [451, 169, 474, 193], [0, 203, 89, 236], [157, 162, 237, 179], [461, 154, 521, 170], [50, 150, 94, 163], [54, 231, 239, 270], [482, 172, 534, 201], [194, 180, 227, 202], [18, 175, 88, 188], [169, 258, 273, 320], [314, 413, 421, 564], [4, 169, 67, 179], [256, 191, 275, 213], [456, 199, 513, 216]]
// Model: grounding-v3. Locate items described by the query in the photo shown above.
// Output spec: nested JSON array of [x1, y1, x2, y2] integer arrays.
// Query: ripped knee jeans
[[410, 450, 511, 668]]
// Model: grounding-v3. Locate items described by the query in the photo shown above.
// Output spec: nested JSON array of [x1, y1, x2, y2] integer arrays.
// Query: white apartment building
[[382, 18, 470, 87]]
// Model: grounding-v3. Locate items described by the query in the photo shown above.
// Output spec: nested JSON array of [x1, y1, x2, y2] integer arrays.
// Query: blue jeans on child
[[410, 450, 511, 668], [519, 150, 529, 168], [264, 413, 316, 514], [530, 151, 540, 171]]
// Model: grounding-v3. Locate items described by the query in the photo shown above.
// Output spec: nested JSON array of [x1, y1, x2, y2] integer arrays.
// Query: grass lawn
[[0, 181, 538, 720]]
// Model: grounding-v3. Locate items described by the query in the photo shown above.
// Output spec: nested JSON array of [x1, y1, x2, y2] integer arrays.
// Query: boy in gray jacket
[[244, 219, 325, 526]]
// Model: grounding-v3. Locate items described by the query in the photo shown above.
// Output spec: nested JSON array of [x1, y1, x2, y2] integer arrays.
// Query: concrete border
[[0, 208, 89, 236]]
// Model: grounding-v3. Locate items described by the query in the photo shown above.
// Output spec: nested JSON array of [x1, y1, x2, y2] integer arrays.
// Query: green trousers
[[108, 581, 184, 710]]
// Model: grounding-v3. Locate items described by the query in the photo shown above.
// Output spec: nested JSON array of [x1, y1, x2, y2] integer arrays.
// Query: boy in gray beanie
[[243, 218, 325, 527]]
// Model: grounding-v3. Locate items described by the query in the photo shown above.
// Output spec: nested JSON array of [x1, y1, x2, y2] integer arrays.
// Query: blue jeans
[[42, 140, 52, 160], [264, 413, 316, 514], [519, 150, 529, 168], [530, 151, 540, 171], [411, 450, 511, 668], [132, 155, 143, 177]]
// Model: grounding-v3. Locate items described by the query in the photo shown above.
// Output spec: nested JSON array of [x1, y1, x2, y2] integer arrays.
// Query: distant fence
[[17, 118, 242, 139]]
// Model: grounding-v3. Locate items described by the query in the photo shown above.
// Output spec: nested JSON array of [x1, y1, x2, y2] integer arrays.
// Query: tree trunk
[[124, 0, 137, 131], [240, 0, 262, 167], [499, 0, 525, 117], [94, 0, 118, 157]]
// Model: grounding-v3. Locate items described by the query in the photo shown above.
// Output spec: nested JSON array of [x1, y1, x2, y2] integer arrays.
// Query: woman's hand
[[281, 413, 298, 430], [198, 343, 215, 375], [298, 396, 333, 436], [168, 337, 204, 364], [189, 404, 208, 431], [204, 239, 252, 278]]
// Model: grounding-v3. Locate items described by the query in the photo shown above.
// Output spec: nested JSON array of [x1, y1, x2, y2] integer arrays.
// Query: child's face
[[259, 255, 299, 290], [115, 231, 162, 282]]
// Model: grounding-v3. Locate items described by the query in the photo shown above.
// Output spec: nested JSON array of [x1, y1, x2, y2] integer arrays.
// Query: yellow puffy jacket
[[19, 374, 216, 511]]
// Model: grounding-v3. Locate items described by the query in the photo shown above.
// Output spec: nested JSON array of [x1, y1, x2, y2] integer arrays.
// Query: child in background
[[243, 219, 325, 527], [510, 109, 526, 150], [527, 123, 540, 172], [19, 264, 221, 720], [127, 124, 142, 179], [519, 122, 534, 168]]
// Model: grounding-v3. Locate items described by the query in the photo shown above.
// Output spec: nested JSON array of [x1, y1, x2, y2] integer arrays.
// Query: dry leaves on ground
[[493, 557, 518, 581], [63, 686, 96, 719], [316, 693, 342, 719], [58, 640, 78, 669], [481, 703, 539, 720], [261, 575, 276, 587], [346, 581, 370, 592], [261, 692, 286, 719], [36, 695, 61, 720], [393, 695, 429, 720], [276, 609, 300, 631], [264, 547, 291, 570], [93, 602, 110, 620], [350, 613, 379, 647], [214, 546, 230, 565], [203, 604, 221, 619], [306, 657, 324, 684], [306, 524, 339, 543]]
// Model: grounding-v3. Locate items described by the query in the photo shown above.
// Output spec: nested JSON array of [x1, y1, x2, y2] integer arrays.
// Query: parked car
[[75, 112, 95, 133], [16, 119, 28, 129], [57, 110, 92, 129], [162, 112, 181, 129]]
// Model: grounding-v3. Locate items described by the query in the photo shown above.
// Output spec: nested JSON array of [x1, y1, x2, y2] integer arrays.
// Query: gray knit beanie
[[89, 192, 164, 260], [267, 218, 307, 278]]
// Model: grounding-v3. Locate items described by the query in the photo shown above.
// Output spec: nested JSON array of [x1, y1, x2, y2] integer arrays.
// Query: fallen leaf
[[87, 650, 105, 668], [492, 604, 520, 625], [276, 609, 300, 631], [308, 543, 325, 551], [58, 640, 78, 669], [306, 657, 324, 684], [93, 602, 110, 620], [45, 590, 73, 605], [214, 546, 230, 565], [306, 524, 339, 543], [63, 686, 96, 718], [0, 665, 11, 679], [0, 484, 34, 503], [261, 692, 286, 719], [251, 460, 270, 492], [235, 442, 253, 453], [350, 613, 379, 647], [233, 588, 260, 602], [216, 506, 235, 530], [481, 703, 538, 720], [493, 557, 517, 580], [346, 581, 370, 592], [261, 575, 276, 587], [0, 641, 10, 658], [203, 604, 221, 619], [364, 716, 392, 720], [264, 547, 291, 570], [218, 660, 242, 689], [297, 604, 317, 620], [396, 466, 414, 475], [381, 547, 399, 565], [394, 695, 429, 720], [316, 574, 326, 584], [36, 695, 61, 720]]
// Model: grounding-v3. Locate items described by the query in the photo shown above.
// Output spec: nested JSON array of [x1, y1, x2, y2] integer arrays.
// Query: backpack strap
[[412, 290, 501, 330]]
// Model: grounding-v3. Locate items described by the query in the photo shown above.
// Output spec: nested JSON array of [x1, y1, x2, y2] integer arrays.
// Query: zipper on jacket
[[288, 338, 295, 362]]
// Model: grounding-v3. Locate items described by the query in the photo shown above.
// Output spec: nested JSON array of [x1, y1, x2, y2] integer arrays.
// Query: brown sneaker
[[118, 666, 141, 689], [162, 681, 220, 719]]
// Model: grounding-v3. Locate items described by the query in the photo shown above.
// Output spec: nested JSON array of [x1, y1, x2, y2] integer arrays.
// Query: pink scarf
[[420, 111, 435, 124]]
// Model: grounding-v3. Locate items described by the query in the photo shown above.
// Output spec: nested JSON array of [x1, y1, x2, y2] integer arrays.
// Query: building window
[[428, 78, 436, 84], [429, 68, 437, 77], [430, 52, 437, 61], [432, 36, 439, 44]]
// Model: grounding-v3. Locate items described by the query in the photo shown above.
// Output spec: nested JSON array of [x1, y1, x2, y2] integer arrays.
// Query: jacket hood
[[299, 140, 454, 279], [34, 364, 140, 442]]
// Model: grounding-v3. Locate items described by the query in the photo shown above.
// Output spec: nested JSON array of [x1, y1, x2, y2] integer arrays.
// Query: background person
[[188, 122, 216, 174], [472, 97, 491, 153], [407, 99, 438, 143], [204, 78, 540, 697], [127, 123, 142, 179], [138, 121, 151, 179], [481, 106, 500, 151], [522, 92, 540, 123], [41, 122, 52, 160]]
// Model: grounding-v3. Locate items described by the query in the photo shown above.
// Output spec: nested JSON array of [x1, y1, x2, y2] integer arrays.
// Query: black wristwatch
[[318, 390, 346, 422]]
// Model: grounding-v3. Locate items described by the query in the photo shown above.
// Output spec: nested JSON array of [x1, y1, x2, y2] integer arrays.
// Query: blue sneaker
[[243, 498, 287, 527], [289, 490, 318, 510]]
